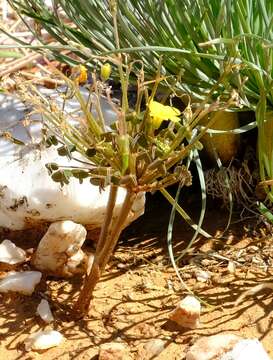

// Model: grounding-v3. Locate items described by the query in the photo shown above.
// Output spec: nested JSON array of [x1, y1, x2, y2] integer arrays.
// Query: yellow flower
[[71, 65, 88, 85], [148, 101, 181, 129]]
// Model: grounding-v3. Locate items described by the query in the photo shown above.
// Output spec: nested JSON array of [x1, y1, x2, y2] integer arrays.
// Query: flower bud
[[117, 134, 130, 174], [78, 65, 88, 84], [100, 63, 112, 81], [71, 65, 88, 85]]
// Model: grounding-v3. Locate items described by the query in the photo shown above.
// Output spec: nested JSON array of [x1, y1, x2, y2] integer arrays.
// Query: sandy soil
[[0, 194, 272, 359]]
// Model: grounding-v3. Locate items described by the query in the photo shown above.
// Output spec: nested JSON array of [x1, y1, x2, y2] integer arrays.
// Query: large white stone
[[0, 88, 145, 231], [0, 271, 42, 295], [32, 220, 88, 277]]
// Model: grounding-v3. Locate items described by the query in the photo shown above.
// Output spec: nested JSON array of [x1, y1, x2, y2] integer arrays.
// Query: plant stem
[[96, 185, 118, 253], [98, 189, 136, 271], [73, 187, 136, 316]]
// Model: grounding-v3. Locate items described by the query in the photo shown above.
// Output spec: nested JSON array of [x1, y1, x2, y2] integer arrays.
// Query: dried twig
[[19, 71, 65, 87], [0, 52, 43, 77], [235, 282, 273, 306]]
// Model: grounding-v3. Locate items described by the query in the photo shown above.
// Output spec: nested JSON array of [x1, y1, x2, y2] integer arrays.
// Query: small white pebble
[[169, 295, 201, 329], [195, 269, 211, 283], [37, 299, 54, 323], [144, 338, 166, 358], [117, 263, 127, 270], [24, 330, 64, 351], [228, 261, 236, 274], [0, 271, 42, 295], [0, 239, 26, 265], [99, 342, 128, 360]]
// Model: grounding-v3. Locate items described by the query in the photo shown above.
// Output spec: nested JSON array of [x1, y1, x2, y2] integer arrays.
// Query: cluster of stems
[[74, 185, 136, 315]]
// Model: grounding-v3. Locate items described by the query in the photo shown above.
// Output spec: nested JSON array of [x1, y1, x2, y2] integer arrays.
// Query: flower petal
[[165, 105, 181, 117], [169, 116, 181, 123], [148, 100, 181, 128]]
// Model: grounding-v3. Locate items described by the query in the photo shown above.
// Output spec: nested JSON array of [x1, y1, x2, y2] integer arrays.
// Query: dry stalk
[[205, 161, 256, 209], [0, 52, 43, 77], [19, 70, 65, 87], [235, 282, 273, 306]]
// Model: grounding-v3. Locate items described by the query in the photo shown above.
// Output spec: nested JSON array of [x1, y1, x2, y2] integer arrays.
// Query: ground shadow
[[0, 192, 272, 358]]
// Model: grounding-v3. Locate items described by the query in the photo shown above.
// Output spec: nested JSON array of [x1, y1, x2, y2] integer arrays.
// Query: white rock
[[24, 330, 64, 351], [0, 89, 145, 231], [36, 299, 54, 323], [169, 295, 201, 329], [32, 220, 87, 277], [186, 334, 242, 360], [143, 339, 166, 358], [227, 261, 236, 274], [195, 269, 211, 283], [0, 239, 26, 264], [0, 271, 42, 295], [99, 342, 129, 360], [66, 249, 85, 271], [220, 339, 270, 360]]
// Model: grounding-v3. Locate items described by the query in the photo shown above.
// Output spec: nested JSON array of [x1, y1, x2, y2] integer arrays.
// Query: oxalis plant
[[8, 0, 273, 220], [18, 3, 239, 317]]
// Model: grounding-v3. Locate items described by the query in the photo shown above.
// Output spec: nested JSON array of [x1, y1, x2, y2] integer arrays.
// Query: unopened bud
[[71, 65, 88, 85], [100, 63, 112, 81], [117, 134, 130, 174]]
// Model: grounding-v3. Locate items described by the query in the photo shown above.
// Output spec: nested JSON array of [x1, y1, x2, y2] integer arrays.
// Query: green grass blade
[[160, 188, 211, 238]]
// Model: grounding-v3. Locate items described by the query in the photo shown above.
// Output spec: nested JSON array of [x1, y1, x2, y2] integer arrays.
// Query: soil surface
[[0, 193, 273, 359]]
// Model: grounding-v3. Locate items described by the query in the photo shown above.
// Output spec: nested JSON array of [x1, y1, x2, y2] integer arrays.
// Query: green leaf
[[71, 169, 89, 183], [258, 202, 273, 223], [90, 177, 103, 186], [46, 135, 59, 147], [57, 144, 76, 156], [51, 170, 71, 185], [85, 148, 97, 157], [45, 162, 59, 172]]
